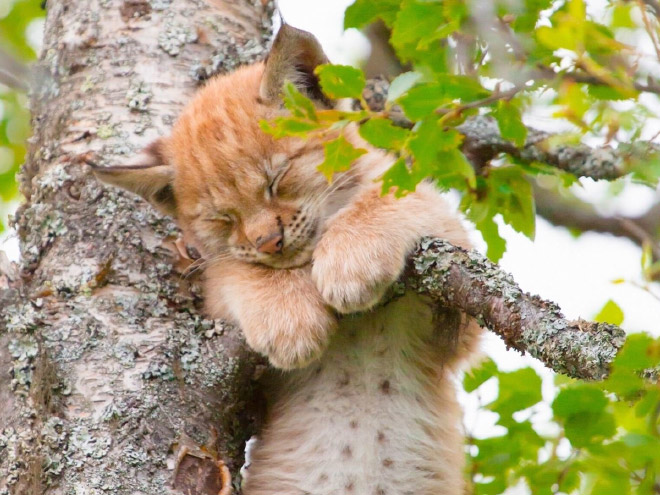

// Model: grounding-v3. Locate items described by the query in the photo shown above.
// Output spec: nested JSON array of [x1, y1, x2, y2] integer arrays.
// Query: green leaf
[[489, 167, 536, 240], [386, 71, 423, 103], [282, 82, 317, 121], [408, 119, 475, 189], [612, 333, 660, 371], [390, 0, 446, 50], [630, 151, 660, 186], [317, 134, 367, 181], [611, 4, 636, 29], [493, 101, 527, 148], [398, 77, 489, 120], [464, 358, 498, 393], [379, 157, 424, 197], [476, 215, 507, 263], [259, 117, 320, 139], [359, 119, 410, 150], [553, 386, 616, 447], [600, 366, 645, 398], [344, 0, 401, 29], [553, 386, 608, 418], [635, 389, 660, 418], [315, 64, 366, 100], [490, 368, 543, 418], [511, 0, 553, 33], [594, 299, 624, 326]]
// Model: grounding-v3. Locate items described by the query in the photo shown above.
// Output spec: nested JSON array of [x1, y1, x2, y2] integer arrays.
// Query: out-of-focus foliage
[[0, 0, 44, 232], [263, 0, 660, 263], [464, 322, 660, 495]]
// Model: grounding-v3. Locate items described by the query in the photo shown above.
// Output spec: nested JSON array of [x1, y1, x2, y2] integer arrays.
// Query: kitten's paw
[[242, 304, 336, 370], [312, 234, 406, 314]]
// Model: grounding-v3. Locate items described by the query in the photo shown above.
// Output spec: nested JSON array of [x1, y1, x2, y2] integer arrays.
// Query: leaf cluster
[[262, 0, 660, 262], [464, 321, 660, 495]]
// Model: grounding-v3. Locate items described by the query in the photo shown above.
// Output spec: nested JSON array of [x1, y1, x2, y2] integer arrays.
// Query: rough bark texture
[[1, 1, 273, 494], [405, 239, 626, 380], [0, 2, 630, 494]]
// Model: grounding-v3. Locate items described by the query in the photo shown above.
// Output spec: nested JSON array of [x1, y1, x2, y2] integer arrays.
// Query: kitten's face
[[93, 26, 358, 268], [165, 64, 357, 269]]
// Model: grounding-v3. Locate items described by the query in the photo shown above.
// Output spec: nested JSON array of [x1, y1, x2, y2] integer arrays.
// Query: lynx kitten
[[96, 25, 482, 495]]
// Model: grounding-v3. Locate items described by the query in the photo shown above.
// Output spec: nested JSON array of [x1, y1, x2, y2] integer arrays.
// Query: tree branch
[[534, 185, 660, 263], [0, 47, 29, 92], [363, 78, 659, 181], [405, 238, 626, 380]]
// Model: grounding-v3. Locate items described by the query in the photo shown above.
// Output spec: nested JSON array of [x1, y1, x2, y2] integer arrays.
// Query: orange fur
[[95, 26, 483, 495]]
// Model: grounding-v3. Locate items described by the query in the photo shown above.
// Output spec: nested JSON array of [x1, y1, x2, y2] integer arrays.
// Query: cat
[[94, 24, 482, 495]]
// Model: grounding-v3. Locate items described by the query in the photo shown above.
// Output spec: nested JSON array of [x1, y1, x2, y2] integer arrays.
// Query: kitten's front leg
[[312, 182, 469, 313], [204, 262, 336, 369]]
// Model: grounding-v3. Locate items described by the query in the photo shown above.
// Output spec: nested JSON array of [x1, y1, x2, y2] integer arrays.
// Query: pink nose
[[256, 232, 283, 254]]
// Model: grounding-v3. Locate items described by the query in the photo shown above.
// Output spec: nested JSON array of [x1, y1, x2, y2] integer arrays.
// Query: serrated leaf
[[380, 157, 424, 197], [315, 64, 365, 100], [594, 299, 624, 326], [489, 167, 536, 240], [398, 77, 489, 120], [259, 117, 320, 139], [317, 134, 367, 181], [390, 0, 445, 50], [359, 118, 410, 150], [408, 119, 475, 189], [494, 101, 527, 147]]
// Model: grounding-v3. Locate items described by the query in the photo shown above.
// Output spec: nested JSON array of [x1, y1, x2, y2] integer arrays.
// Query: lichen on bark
[[406, 238, 626, 380]]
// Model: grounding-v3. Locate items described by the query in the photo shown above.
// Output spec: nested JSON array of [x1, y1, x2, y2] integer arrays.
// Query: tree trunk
[[1, 1, 273, 493]]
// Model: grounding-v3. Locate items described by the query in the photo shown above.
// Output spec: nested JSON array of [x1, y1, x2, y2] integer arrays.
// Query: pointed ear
[[260, 24, 330, 104], [90, 139, 176, 217]]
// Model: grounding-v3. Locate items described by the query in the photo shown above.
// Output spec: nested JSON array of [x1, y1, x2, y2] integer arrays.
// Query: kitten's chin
[[261, 249, 313, 269]]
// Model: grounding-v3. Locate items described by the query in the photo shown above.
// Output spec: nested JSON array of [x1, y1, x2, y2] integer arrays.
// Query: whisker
[[305, 173, 353, 213], [180, 251, 234, 279]]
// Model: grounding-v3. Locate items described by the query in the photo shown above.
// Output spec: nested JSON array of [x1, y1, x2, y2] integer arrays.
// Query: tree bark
[[1, 1, 273, 494], [404, 239, 625, 381], [0, 2, 629, 494]]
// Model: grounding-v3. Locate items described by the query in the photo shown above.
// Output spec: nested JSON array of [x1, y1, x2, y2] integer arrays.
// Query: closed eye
[[205, 213, 234, 223], [266, 162, 293, 199]]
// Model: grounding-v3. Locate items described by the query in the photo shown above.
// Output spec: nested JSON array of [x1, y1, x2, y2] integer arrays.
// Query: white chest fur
[[243, 294, 467, 495]]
